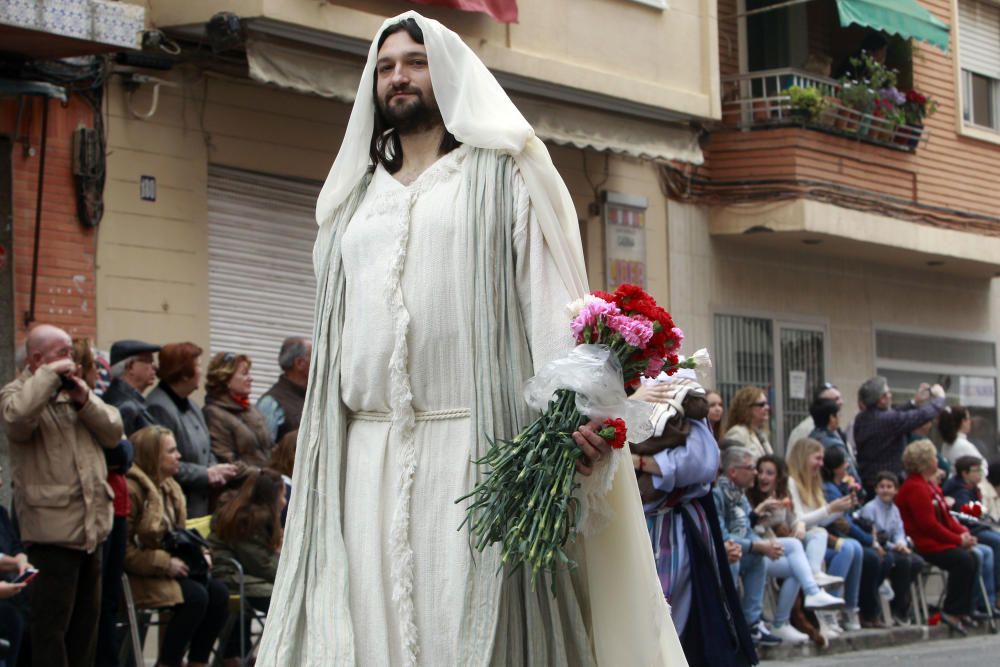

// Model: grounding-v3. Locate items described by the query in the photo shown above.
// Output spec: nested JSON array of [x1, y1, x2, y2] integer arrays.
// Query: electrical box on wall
[[72, 127, 101, 179]]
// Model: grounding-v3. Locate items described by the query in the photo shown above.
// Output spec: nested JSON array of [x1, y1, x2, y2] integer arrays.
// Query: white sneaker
[[771, 623, 810, 644], [813, 570, 845, 588], [878, 580, 895, 602], [842, 608, 862, 632], [804, 589, 846, 610], [817, 610, 843, 637]]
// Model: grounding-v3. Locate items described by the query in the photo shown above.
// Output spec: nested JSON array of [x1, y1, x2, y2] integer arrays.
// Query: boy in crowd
[[859, 471, 924, 624], [944, 456, 1000, 614]]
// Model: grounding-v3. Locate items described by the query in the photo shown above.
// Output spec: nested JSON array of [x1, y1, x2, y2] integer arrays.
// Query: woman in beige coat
[[125, 425, 228, 667]]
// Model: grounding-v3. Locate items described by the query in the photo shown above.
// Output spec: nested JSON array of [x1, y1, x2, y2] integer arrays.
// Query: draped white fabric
[[259, 11, 688, 666], [314, 11, 587, 298]]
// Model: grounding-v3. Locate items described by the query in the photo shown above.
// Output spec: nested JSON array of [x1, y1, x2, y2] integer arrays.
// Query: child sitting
[[943, 456, 1000, 615], [858, 471, 925, 624]]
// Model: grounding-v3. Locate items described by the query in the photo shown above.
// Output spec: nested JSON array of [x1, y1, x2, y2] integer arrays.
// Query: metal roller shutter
[[207, 165, 321, 400]]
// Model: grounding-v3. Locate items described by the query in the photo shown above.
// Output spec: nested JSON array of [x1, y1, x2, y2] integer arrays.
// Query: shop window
[[959, 0, 1000, 132]]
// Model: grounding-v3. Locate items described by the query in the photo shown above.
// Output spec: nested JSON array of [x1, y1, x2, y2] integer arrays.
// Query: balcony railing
[[720, 68, 926, 151]]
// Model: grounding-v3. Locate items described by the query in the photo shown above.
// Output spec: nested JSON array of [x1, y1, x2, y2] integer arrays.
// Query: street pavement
[[763, 633, 1000, 666]]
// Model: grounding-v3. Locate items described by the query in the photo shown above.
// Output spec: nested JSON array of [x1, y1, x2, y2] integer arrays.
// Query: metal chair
[[212, 557, 268, 667]]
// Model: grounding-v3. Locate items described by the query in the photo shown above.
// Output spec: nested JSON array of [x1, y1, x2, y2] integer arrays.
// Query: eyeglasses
[[751, 401, 769, 408], [733, 464, 756, 471]]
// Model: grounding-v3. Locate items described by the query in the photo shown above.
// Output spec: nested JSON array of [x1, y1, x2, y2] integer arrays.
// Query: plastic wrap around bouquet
[[457, 284, 703, 589]]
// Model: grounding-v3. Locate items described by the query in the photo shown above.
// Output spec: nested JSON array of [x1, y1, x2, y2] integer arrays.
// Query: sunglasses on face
[[751, 401, 769, 408]]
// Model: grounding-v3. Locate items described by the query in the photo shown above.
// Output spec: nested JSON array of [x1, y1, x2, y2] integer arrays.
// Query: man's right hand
[[0, 555, 19, 573], [929, 383, 945, 399], [167, 557, 189, 578], [724, 540, 742, 563], [207, 464, 239, 486], [45, 359, 76, 376]]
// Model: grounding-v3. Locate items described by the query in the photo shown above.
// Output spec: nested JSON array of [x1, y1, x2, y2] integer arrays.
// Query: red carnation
[[599, 418, 628, 449]]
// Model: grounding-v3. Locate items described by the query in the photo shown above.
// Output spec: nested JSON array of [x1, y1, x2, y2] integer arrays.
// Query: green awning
[[837, 0, 950, 51]]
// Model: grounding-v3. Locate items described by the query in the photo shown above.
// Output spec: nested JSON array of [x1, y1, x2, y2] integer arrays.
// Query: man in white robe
[[256, 12, 687, 666]]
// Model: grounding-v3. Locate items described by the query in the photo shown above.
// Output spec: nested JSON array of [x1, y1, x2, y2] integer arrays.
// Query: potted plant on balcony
[[872, 87, 906, 143], [900, 89, 937, 148], [786, 85, 826, 125], [836, 81, 874, 134]]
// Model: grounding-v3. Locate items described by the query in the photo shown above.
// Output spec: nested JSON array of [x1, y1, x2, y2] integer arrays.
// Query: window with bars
[[959, 0, 1000, 131], [714, 314, 827, 453]]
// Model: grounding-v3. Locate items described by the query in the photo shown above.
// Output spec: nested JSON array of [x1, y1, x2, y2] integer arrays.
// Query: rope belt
[[349, 408, 471, 423]]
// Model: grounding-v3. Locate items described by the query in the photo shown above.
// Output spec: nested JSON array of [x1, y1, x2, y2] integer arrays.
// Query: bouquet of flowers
[[458, 284, 705, 589]]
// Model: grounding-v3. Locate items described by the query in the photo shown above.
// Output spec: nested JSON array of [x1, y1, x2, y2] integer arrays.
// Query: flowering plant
[[901, 89, 938, 125], [458, 284, 705, 589], [959, 501, 984, 519]]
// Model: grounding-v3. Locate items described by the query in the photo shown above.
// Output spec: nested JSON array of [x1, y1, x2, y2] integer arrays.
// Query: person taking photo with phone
[[0, 324, 124, 667]]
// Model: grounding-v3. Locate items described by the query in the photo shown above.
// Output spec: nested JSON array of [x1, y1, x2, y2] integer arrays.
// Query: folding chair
[[119, 572, 171, 667], [213, 557, 268, 667]]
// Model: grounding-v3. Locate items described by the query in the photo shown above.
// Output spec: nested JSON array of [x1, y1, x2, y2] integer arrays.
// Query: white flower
[[565, 294, 601, 319], [690, 348, 712, 369]]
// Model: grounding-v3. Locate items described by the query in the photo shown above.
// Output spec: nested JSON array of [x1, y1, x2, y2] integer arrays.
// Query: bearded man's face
[[375, 30, 441, 134]]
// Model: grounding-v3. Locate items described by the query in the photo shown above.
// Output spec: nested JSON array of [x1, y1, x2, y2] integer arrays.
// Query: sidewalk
[[760, 620, 997, 660]]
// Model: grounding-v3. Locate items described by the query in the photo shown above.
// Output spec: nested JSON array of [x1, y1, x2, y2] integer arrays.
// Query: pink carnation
[[609, 314, 654, 348], [570, 298, 619, 338], [645, 356, 666, 377], [671, 327, 685, 349]]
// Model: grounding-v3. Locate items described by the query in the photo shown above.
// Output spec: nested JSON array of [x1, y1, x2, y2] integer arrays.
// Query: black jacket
[[102, 378, 156, 437]]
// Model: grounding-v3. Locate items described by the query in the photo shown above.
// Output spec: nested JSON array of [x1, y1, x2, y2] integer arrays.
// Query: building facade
[[675, 0, 1000, 455]]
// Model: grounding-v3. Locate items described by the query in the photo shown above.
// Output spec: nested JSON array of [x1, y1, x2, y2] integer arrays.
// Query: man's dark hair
[[874, 470, 899, 488], [809, 397, 839, 431], [369, 18, 461, 174], [955, 455, 983, 477]]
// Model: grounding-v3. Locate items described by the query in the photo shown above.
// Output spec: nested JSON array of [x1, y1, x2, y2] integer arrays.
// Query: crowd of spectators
[[0, 325, 309, 667], [634, 372, 1000, 665], [4, 322, 1000, 666]]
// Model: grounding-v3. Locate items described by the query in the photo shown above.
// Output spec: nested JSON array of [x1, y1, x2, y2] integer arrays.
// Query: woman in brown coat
[[203, 353, 274, 467], [125, 425, 229, 667]]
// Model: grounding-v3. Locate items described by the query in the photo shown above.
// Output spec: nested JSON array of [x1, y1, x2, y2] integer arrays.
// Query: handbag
[[162, 528, 209, 582]]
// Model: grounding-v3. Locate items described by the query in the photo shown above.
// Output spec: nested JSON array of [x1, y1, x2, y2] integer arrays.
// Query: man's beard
[[379, 89, 442, 135]]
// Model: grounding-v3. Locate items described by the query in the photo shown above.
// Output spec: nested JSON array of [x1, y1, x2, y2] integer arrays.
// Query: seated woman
[[125, 426, 229, 667], [268, 429, 298, 527], [203, 353, 274, 468], [897, 439, 979, 635], [747, 455, 844, 644], [210, 468, 286, 664], [721, 386, 773, 461], [787, 439, 861, 636], [822, 448, 891, 628]]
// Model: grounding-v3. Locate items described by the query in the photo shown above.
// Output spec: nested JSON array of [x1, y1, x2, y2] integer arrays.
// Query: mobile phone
[[58, 374, 78, 392], [12, 568, 37, 585]]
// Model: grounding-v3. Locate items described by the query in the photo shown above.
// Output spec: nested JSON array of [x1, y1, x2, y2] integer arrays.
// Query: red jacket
[[896, 475, 968, 554]]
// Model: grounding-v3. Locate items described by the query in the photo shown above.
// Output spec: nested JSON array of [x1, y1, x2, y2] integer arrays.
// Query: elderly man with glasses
[[102, 340, 161, 437]]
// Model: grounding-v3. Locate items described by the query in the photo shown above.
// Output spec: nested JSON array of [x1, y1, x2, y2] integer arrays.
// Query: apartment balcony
[[719, 68, 926, 152]]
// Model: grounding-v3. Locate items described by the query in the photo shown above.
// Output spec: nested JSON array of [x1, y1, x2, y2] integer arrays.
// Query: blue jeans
[[767, 537, 820, 625], [973, 543, 996, 609], [731, 551, 766, 626], [975, 529, 1000, 595], [826, 537, 863, 609]]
